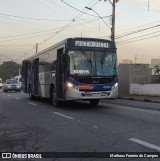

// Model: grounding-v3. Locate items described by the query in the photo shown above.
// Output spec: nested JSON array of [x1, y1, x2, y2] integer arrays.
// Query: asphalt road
[[0, 89, 160, 161]]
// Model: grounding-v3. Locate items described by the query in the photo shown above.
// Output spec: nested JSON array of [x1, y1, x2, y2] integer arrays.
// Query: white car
[[3, 79, 21, 92]]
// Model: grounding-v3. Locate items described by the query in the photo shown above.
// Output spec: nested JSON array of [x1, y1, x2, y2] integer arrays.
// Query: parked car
[[3, 79, 21, 92]]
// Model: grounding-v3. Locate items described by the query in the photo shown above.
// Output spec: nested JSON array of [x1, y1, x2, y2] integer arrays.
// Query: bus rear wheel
[[89, 99, 100, 106], [52, 88, 60, 107]]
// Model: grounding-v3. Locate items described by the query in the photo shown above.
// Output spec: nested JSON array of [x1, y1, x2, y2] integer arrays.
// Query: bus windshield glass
[[68, 50, 117, 76]]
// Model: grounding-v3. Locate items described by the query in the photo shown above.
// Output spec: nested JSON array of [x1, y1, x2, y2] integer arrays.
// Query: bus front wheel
[[89, 99, 100, 106]]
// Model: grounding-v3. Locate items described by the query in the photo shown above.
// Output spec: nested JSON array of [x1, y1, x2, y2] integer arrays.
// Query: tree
[[0, 61, 21, 82], [154, 65, 160, 83]]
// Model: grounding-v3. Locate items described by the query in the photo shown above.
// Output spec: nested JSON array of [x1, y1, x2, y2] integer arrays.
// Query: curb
[[118, 97, 160, 103], [144, 99, 151, 102]]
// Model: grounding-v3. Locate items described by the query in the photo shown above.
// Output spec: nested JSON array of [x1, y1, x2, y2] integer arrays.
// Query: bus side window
[[53, 61, 56, 70]]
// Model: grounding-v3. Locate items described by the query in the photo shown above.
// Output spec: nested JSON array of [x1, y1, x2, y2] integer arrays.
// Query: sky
[[0, 0, 160, 64]]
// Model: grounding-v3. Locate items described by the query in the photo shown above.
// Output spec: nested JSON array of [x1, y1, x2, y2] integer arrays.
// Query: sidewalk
[[118, 94, 160, 104]]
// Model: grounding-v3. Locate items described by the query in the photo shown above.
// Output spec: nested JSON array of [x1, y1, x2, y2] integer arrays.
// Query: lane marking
[[129, 138, 160, 151], [28, 102, 37, 106], [8, 95, 11, 97], [53, 112, 74, 120], [15, 97, 20, 100]]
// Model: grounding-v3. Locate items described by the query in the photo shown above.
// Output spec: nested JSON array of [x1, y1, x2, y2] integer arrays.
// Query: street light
[[85, 7, 111, 30], [86, 0, 118, 41]]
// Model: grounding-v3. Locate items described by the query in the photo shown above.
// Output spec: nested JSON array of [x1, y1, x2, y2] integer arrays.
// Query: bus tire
[[52, 88, 60, 107], [89, 99, 99, 106]]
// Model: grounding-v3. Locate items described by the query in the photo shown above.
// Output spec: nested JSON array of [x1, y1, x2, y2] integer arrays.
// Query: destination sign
[[75, 41, 109, 48]]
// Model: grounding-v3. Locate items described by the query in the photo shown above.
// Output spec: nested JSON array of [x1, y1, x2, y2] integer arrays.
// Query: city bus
[[22, 37, 118, 106]]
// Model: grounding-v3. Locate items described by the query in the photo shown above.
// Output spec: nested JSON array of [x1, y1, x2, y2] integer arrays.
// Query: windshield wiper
[[80, 48, 91, 62]]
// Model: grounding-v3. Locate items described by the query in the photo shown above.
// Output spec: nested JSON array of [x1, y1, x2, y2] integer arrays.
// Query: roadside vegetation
[[0, 61, 21, 82]]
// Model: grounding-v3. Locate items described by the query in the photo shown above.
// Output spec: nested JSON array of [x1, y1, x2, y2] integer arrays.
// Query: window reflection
[[68, 50, 116, 76]]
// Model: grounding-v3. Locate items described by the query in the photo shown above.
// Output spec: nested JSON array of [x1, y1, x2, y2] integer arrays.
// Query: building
[[118, 64, 152, 95]]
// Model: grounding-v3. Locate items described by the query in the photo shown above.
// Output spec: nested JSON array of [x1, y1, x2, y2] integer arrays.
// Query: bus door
[[56, 48, 64, 99], [33, 58, 39, 95], [22, 60, 28, 93]]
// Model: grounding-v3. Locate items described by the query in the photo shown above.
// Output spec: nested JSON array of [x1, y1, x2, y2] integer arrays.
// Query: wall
[[130, 64, 151, 84], [130, 84, 160, 96], [118, 64, 130, 95]]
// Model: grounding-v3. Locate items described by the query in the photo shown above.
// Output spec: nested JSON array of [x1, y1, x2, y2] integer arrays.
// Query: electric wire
[[0, 13, 72, 22]]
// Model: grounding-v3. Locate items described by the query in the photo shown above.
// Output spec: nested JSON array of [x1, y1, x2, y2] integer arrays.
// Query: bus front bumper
[[65, 87, 118, 101]]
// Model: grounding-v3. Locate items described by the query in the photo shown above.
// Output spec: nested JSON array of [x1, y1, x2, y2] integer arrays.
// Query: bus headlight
[[111, 82, 118, 90], [67, 82, 73, 88], [64, 82, 74, 90]]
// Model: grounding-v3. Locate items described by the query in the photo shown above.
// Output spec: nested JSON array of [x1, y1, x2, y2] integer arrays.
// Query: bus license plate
[[92, 93, 101, 97]]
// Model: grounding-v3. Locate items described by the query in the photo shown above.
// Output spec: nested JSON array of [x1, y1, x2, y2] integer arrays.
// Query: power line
[[115, 0, 160, 24], [117, 32, 160, 44], [0, 13, 71, 22], [116, 20, 160, 34], [0, 19, 101, 45], [38, 0, 76, 18], [24, 0, 101, 56], [34, 1, 103, 46], [61, 0, 102, 17], [0, 31, 57, 43], [85, 7, 111, 29], [117, 30, 160, 44], [116, 24, 160, 39]]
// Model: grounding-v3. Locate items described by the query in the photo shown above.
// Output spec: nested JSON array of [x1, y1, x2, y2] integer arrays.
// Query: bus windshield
[[68, 50, 117, 76]]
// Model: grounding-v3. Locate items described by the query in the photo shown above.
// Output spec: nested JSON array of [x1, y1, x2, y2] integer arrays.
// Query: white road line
[[15, 97, 20, 100], [28, 102, 37, 106], [129, 138, 160, 151], [8, 95, 11, 97], [53, 112, 74, 120]]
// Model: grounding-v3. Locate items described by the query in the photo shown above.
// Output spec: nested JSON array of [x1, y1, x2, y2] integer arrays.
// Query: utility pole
[[105, 0, 118, 41], [86, 0, 118, 41], [111, 0, 116, 41], [36, 43, 38, 53], [148, 0, 150, 11]]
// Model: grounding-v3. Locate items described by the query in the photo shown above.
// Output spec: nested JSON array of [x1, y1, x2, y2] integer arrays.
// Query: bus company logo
[[103, 86, 111, 89], [2, 153, 11, 159]]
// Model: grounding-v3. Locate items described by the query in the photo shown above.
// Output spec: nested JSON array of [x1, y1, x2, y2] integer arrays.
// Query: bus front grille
[[71, 76, 116, 84]]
